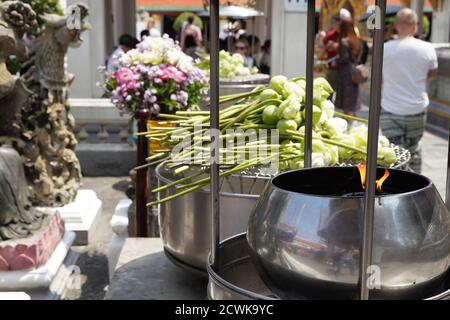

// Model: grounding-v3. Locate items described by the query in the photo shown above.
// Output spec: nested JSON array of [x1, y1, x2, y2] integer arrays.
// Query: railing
[[71, 98, 134, 145], [70, 98, 136, 176]]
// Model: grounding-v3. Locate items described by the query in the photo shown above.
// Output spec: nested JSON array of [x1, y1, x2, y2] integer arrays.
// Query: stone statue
[[14, 3, 90, 207], [0, 1, 43, 240]]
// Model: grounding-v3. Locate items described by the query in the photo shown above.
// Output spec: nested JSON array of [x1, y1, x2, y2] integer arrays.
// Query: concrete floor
[[422, 131, 449, 199], [63, 177, 131, 300]]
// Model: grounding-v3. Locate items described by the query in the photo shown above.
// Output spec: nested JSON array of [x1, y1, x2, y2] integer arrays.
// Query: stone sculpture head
[[0, 1, 35, 136], [42, 2, 91, 49]]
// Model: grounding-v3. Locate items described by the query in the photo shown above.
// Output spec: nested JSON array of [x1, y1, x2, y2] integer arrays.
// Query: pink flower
[[158, 65, 186, 83], [115, 67, 140, 86]]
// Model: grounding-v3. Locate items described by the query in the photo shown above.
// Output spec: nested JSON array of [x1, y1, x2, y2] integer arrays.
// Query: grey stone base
[[77, 143, 136, 177], [105, 238, 207, 300], [427, 100, 450, 138]]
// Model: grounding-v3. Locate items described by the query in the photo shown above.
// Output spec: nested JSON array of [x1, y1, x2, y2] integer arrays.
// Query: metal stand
[[210, 0, 220, 271], [303, 0, 315, 168], [205, 0, 402, 301], [135, 104, 150, 237], [447, 127, 450, 210], [359, 0, 387, 300]]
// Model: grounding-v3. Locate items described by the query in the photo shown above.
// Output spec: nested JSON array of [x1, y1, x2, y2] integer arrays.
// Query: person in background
[[232, 20, 247, 41], [259, 39, 271, 75], [234, 38, 255, 68], [140, 29, 150, 41], [147, 17, 161, 38], [107, 34, 139, 73], [322, 15, 342, 91], [322, 8, 358, 92], [247, 35, 262, 68], [180, 16, 202, 58], [334, 19, 363, 120], [219, 24, 231, 51], [380, 8, 438, 173]]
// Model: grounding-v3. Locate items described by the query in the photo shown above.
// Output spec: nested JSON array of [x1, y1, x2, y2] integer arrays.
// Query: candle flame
[[356, 164, 390, 193], [376, 169, 390, 192], [356, 164, 366, 190]]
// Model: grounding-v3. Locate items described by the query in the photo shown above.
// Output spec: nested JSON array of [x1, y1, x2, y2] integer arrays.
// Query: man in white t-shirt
[[380, 8, 438, 173]]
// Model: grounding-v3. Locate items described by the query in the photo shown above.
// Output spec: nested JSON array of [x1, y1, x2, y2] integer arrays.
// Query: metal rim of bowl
[[206, 233, 279, 301], [164, 249, 208, 278], [207, 233, 450, 301], [269, 167, 433, 200]]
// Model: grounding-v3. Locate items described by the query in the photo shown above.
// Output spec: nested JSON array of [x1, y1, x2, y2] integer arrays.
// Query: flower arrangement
[[196, 50, 259, 79], [101, 34, 208, 116]]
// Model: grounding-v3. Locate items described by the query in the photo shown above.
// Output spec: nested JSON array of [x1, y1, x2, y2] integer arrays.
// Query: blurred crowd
[[316, 7, 438, 173], [218, 20, 271, 75], [105, 8, 437, 174], [107, 16, 271, 75]]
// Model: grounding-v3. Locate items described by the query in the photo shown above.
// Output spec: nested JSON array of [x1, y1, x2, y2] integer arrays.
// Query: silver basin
[[156, 163, 269, 273], [207, 233, 450, 300], [247, 167, 450, 299]]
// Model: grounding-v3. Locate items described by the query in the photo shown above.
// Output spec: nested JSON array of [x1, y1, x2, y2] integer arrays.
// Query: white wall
[[64, 0, 137, 99], [431, 1, 450, 43], [65, 0, 108, 99], [271, 3, 308, 77]]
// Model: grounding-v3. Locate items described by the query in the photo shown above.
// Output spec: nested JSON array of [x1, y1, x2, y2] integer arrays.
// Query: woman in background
[[181, 16, 202, 58], [259, 40, 271, 75], [335, 19, 363, 120]]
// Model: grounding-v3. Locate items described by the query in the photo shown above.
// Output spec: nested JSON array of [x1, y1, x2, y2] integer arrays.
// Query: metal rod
[[252, 17, 255, 63], [359, 0, 387, 300], [135, 104, 150, 237], [411, 0, 425, 37], [446, 127, 450, 211], [303, 0, 315, 168], [210, 0, 220, 271]]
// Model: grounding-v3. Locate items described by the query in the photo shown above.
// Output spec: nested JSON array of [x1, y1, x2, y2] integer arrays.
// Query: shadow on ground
[[63, 250, 110, 300]]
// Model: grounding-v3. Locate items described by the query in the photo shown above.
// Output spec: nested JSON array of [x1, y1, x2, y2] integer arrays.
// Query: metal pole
[[252, 17, 255, 63], [359, 0, 386, 300], [411, 0, 425, 37], [304, 0, 315, 168], [210, 0, 221, 271], [446, 127, 450, 211], [135, 104, 150, 237]]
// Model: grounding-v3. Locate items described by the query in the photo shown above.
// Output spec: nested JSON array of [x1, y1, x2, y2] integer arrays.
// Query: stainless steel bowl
[[247, 167, 450, 299], [156, 163, 269, 273], [207, 233, 450, 300]]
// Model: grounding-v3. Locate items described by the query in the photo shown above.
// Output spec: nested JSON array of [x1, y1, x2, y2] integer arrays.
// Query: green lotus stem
[[177, 153, 277, 190], [286, 130, 383, 160], [148, 183, 208, 207], [222, 99, 280, 132], [145, 133, 168, 138], [291, 76, 306, 82], [157, 113, 190, 120], [238, 124, 277, 130], [175, 159, 259, 191], [334, 111, 368, 123], [218, 89, 264, 104], [176, 111, 210, 116], [145, 152, 167, 162], [152, 168, 208, 193], [134, 154, 169, 171], [174, 165, 190, 175]]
